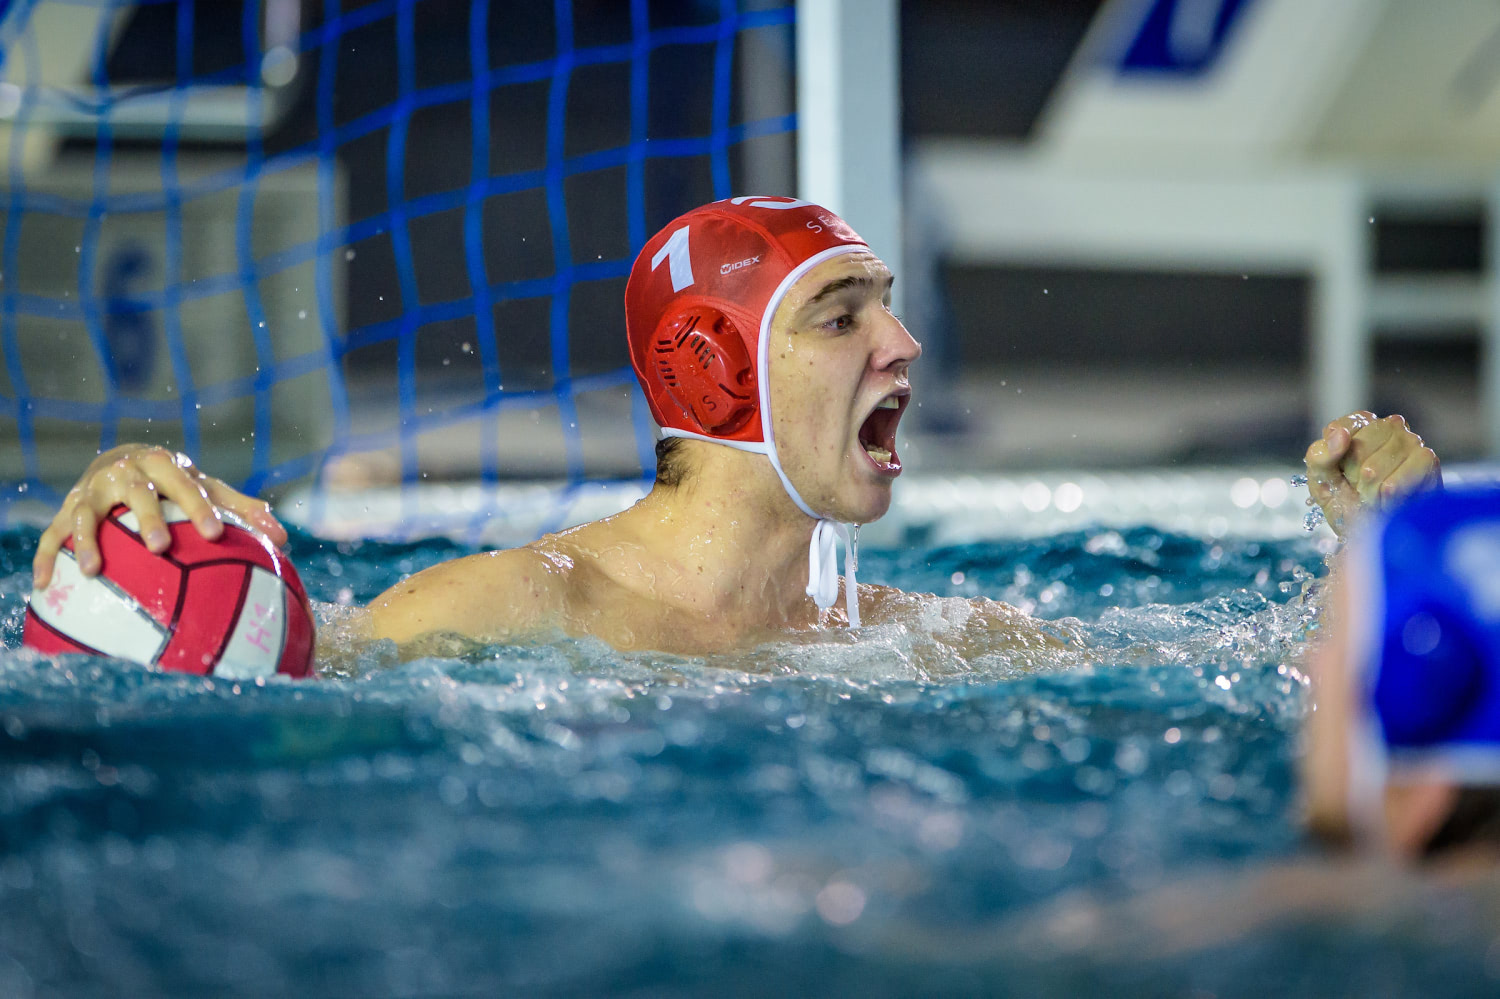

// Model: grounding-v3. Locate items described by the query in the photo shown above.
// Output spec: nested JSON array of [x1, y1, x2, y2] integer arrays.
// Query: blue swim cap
[[1355, 486, 1500, 783]]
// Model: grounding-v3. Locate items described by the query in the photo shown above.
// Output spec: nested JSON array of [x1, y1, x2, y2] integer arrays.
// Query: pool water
[[0, 522, 1495, 996]]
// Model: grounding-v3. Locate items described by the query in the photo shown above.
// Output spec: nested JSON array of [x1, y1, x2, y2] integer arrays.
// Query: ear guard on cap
[[651, 307, 756, 435]]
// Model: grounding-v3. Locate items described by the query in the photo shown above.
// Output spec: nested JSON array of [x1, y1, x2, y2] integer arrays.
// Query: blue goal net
[[0, 0, 796, 535]]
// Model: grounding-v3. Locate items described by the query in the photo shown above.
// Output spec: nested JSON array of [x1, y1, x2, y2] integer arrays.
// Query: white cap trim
[[754, 244, 868, 516], [659, 241, 870, 627], [659, 427, 771, 457], [1386, 746, 1500, 787], [755, 243, 867, 627]]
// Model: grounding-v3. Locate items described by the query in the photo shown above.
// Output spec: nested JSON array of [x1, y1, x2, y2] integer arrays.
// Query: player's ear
[[650, 307, 756, 435]]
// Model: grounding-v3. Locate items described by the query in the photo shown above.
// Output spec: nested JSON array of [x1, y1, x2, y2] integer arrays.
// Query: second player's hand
[[32, 445, 288, 588], [1304, 412, 1441, 538]]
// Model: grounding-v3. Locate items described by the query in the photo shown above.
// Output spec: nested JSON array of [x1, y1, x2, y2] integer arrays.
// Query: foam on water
[[0, 522, 1493, 996]]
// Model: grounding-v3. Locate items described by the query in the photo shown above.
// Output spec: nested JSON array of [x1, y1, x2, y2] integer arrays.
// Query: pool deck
[[321, 360, 1486, 486], [902, 362, 1485, 474], [274, 360, 1493, 544]]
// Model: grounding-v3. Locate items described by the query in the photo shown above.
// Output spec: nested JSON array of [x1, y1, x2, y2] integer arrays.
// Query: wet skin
[[35, 266, 1439, 656], [766, 251, 919, 525], [1304, 548, 1462, 858], [1299, 413, 1445, 854], [362, 252, 928, 653], [1303, 411, 1440, 539]]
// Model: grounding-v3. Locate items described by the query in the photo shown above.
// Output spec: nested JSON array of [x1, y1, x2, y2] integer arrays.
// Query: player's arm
[[361, 546, 570, 646], [1304, 412, 1441, 538], [859, 583, 1083, 654], [33, 444, 286, 588]]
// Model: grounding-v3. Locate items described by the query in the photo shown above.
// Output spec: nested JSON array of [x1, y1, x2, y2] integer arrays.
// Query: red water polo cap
[[625, 196, 871, 627], [625, 196, 868, 448]]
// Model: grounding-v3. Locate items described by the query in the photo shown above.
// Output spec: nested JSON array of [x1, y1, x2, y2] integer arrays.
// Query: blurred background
[[1, 0, 1497, 527], [901, 0, 1500, 473]]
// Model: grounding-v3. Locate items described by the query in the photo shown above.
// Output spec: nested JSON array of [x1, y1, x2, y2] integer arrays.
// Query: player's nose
[[872, 310, 922, 373]]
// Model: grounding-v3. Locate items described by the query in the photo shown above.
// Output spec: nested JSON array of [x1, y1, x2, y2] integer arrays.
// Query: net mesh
[[0, 0, 796, 535]]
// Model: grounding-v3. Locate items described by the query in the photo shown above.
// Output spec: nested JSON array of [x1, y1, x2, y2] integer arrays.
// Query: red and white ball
[[23, 502, 315, 679]]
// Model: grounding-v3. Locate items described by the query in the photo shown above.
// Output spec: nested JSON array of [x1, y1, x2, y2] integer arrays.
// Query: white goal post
[[794, 0, 903, 318]]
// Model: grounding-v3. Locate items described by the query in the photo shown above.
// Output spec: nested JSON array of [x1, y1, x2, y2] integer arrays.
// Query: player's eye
[[823, 313, 854, 333]]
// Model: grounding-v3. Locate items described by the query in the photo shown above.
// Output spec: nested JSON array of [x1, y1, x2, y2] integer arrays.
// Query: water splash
[[0, 522, 1339, 996]]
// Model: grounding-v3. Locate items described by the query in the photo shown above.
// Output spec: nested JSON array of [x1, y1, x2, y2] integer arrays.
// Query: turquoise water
[[0, 523, 1495, 996]]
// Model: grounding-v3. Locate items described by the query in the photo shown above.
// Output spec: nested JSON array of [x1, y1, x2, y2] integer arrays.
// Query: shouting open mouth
[[858, 391, 908, 473]]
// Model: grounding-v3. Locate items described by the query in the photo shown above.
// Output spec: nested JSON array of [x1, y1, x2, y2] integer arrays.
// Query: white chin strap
[[659, 242, 871, 629], [807, 520, 860, 627], [759, 242, 868, 628], [659, 428, 861, 628]]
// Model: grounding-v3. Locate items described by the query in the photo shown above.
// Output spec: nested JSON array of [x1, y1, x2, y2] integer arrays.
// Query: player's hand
[[32, 444, 287, 588], [1304, 412, 1441, 538]]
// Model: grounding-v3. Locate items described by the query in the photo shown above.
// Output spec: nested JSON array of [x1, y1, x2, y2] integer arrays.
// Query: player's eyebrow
[[805, 273, 894, 307]]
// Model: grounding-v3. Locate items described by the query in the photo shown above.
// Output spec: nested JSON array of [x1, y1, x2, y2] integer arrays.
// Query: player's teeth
[[864, 444, 893, 462], [876, 396, 900, 410]]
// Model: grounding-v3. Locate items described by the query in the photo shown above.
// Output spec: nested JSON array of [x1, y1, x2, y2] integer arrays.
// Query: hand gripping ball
[[23, 503, 316, 679]]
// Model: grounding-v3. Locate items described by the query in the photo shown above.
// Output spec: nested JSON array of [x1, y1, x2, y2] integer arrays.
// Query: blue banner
[[1118, 0, 1255, 77]]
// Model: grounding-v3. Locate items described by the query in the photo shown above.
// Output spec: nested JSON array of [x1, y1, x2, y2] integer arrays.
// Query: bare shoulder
[[364, 545, 573, 644]]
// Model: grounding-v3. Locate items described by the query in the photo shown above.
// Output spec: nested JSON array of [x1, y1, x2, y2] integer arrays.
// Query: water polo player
[[32, 198, 1440, 656], [1306, 486, 1500, 859]]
